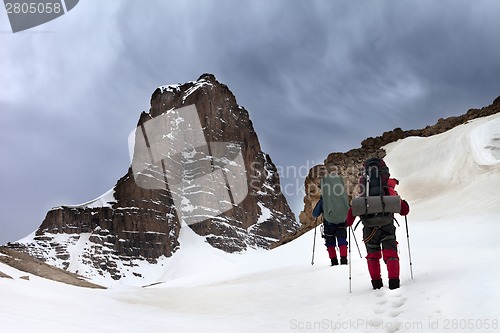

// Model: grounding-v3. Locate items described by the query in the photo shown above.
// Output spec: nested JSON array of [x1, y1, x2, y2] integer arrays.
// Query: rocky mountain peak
[[8, 74, 299, 282]]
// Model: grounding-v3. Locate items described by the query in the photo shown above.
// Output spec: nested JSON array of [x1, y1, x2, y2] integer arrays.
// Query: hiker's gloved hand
[[400, 200, 410, 216], [345, 207, 355, 226]]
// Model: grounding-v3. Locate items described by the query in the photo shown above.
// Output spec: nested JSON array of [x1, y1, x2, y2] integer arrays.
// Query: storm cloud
[[1, 0, 500, 244]]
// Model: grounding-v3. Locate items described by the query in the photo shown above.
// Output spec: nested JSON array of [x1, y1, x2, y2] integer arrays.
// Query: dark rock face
[[10, 74, 299, 281], [292, 95, 500, 242]]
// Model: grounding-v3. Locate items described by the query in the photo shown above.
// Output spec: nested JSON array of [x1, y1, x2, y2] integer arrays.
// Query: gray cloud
[[1, 0, 500, 244]]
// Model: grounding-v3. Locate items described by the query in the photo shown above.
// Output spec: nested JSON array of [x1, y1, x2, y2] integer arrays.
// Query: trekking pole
[[405, 216, 414, 279], [348, 225, 352, 293], [350, 225, 362, 259], [311, 218, 318, 265]]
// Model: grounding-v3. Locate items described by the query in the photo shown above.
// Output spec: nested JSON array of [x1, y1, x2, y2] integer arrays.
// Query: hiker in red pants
[[347, 158, 410, 290], [312, 174, 351, 266], [313, 197, 349, 266]]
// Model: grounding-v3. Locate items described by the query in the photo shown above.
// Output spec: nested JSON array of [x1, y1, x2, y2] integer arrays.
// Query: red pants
[[327, 245, 347, 259], [363, 224, 399, 280]]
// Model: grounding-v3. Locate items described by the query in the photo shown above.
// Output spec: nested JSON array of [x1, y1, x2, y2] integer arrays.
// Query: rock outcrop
[[8, 74, 299, 281], [0, 247, 104, 288]]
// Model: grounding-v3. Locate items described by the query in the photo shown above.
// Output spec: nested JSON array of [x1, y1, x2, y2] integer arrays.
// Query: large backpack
[[320, 174, 350, 224], [359, 158, 390, 197], [351, 158, 400, 227]]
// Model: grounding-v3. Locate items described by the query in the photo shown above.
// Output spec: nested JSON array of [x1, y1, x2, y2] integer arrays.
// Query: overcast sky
[[1, 0, 500, 245]]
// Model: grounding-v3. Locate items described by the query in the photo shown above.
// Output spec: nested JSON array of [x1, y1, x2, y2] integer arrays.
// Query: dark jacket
[[312, 197, 324, 218]]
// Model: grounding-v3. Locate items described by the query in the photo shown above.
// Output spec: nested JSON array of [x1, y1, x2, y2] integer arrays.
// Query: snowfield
[[1, 113, 499, 333]]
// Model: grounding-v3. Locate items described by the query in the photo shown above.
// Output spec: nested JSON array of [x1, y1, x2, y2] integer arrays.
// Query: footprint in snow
[[391, 298, 406, 308], [372, 289, 387, 315], [389, 310, 402, 318], [371, 288, 407, 329]]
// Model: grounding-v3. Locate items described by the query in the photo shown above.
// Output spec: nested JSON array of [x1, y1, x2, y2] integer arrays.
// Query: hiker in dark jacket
[[313, 197, 352, 266], [346, 177, 410, 290]]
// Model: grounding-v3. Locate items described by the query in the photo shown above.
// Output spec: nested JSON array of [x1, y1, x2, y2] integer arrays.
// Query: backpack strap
[[364, 167, 371, 216], [379, 175, 386, 214]]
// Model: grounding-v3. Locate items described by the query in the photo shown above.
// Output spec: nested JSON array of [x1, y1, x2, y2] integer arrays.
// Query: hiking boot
[[371, 279, 383, 290], [331, 258, 339, 266], [389, 278, 400, 290], [340, 257, 348, 265]]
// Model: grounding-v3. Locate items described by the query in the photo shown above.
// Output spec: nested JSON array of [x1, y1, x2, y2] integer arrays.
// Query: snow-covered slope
[[1, 113, 499, 333], [384, 112, 500, 220]]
